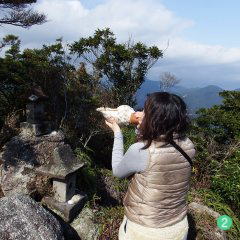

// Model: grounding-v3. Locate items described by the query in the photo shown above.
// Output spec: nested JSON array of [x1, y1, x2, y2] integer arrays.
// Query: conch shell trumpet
[[96, 105, 139, 126]]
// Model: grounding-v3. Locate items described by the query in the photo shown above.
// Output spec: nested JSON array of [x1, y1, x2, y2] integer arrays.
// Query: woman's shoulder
[[152, 136, 195, 152], [172, 136, 195, 150], [175, 137, 196, 158], [129, 141, 147, 152], [182, 136, 195, 149]]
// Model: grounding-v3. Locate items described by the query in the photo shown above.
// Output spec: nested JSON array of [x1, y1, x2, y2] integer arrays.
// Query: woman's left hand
[[105, 117, 121, 133], [134, 111, 144, 129]]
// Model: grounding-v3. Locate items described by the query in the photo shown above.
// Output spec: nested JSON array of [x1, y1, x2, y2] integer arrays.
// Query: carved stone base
[[20, 121, 51, 136], [42, 193, 87, 222]]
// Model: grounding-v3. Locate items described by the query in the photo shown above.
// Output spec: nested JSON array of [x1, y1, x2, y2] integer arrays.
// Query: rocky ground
[[0, 131, 237, 240], [87, 169, 229, 240], [0, 167, 236, 240]]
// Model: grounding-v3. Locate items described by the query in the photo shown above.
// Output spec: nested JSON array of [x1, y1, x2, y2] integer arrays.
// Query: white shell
[[96, 105, 135, 125], [50, 131, 57, 136], [67, 194, 81, 205]]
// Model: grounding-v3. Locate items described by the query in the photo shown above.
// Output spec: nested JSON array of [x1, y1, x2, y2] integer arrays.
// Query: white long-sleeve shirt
[[112, 131, 149, 178]]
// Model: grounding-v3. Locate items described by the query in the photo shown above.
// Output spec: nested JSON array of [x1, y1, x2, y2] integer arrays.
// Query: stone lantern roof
[[35, 144, 84, 179], [28, 86, 48, 103]]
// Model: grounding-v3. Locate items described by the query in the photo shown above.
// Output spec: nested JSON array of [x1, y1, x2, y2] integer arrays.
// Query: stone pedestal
[[20, 121, 51, 136], [42, 193, 87, 222], [26, 102, 45, 124], [52, 174, 76, 203]]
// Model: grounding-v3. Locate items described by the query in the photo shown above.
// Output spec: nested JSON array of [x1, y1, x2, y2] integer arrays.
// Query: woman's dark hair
[[138, 92, 190, 149]]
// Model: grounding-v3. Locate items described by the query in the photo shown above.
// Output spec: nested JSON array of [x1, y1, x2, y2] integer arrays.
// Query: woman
[[105, 92, 195, 240]]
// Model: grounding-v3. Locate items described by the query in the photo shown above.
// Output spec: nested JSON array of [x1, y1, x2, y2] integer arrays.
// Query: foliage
[[0, 35, 104, 150], [0, 110, 21, 149], [0, 35, 26, 120], [189, 91, 240, 213], [99, 168, 129, 196], [95, 205, 124, 240], [70, 28, 162, 107], [87, 130, 113, 169], [75, 148, 99, 197], [0, 36, 68, 120], [121, 126, 137, 151], [188, 210, 218, 240], [0, 0, 46, 28], [195, 91, 240, 142], [211, 150, 240, 213], [0, 30, 161, 155]]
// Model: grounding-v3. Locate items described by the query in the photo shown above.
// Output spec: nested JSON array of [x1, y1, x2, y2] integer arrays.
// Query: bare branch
[[162, 39, 170, 54], [159, 72, 181, 92]]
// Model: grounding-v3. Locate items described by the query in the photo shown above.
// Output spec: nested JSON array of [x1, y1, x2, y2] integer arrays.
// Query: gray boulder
[[0, 131, 65, 197], [0, 194, 64, 240], [188, 202, 227, 240], [71, 206, 100, 240]]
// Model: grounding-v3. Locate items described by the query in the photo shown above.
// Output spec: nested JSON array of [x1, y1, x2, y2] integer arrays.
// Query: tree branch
[[0, 1, 46, 28]]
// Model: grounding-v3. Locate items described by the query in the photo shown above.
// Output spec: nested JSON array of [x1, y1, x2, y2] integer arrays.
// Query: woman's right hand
[[105, 117, 121, 133]]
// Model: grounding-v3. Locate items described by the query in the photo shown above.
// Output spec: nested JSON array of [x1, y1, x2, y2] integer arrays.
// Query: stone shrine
[[0, 87, 86, 222], [20, 86, 51, 136], [38, 144, 86, 222]]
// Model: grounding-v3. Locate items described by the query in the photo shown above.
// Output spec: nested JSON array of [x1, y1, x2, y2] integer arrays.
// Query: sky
[[1, 0, 240, 90]]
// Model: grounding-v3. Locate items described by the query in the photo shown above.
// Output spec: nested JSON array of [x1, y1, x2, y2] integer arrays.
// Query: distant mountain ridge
[[135, 80, 227, 114]]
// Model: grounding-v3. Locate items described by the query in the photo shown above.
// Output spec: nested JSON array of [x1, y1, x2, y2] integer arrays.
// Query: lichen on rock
[[0, 194, 64, 240], [0, 131, 65, 198], [70, 206, 100, 240]]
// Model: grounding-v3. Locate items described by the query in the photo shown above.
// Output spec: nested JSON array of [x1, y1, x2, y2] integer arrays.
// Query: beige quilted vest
[[123, 137, 195, 228]]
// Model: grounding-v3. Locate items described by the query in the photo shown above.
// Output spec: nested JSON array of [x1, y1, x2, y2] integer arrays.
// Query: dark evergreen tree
[[70, 28, 162, 107], [0, 0, 46, 28]]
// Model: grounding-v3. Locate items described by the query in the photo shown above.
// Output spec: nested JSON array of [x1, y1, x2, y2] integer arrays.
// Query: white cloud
[[0, 0, 194, 45], [0, 0, 239, 88], [164, 38, 240, 65]]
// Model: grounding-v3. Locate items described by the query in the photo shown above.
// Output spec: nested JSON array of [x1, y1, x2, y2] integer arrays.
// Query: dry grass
[[95, 206, 124, 240]]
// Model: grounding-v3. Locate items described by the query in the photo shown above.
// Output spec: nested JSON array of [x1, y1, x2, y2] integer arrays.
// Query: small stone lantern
[[20, 86, 51, 136], [36, 144, 86, 222]]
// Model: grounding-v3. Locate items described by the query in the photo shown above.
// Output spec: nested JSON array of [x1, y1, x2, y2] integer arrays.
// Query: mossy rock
[[71, 206, 100, 240], [188, 189, 240, 240], [188, 202, 227, 240]]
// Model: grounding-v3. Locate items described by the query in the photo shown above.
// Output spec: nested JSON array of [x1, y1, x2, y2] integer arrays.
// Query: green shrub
[[122, 126, 137, 151], [211, 150, 240, 214], [88, 131, 113, 168], [75, 148, 99, 196]]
